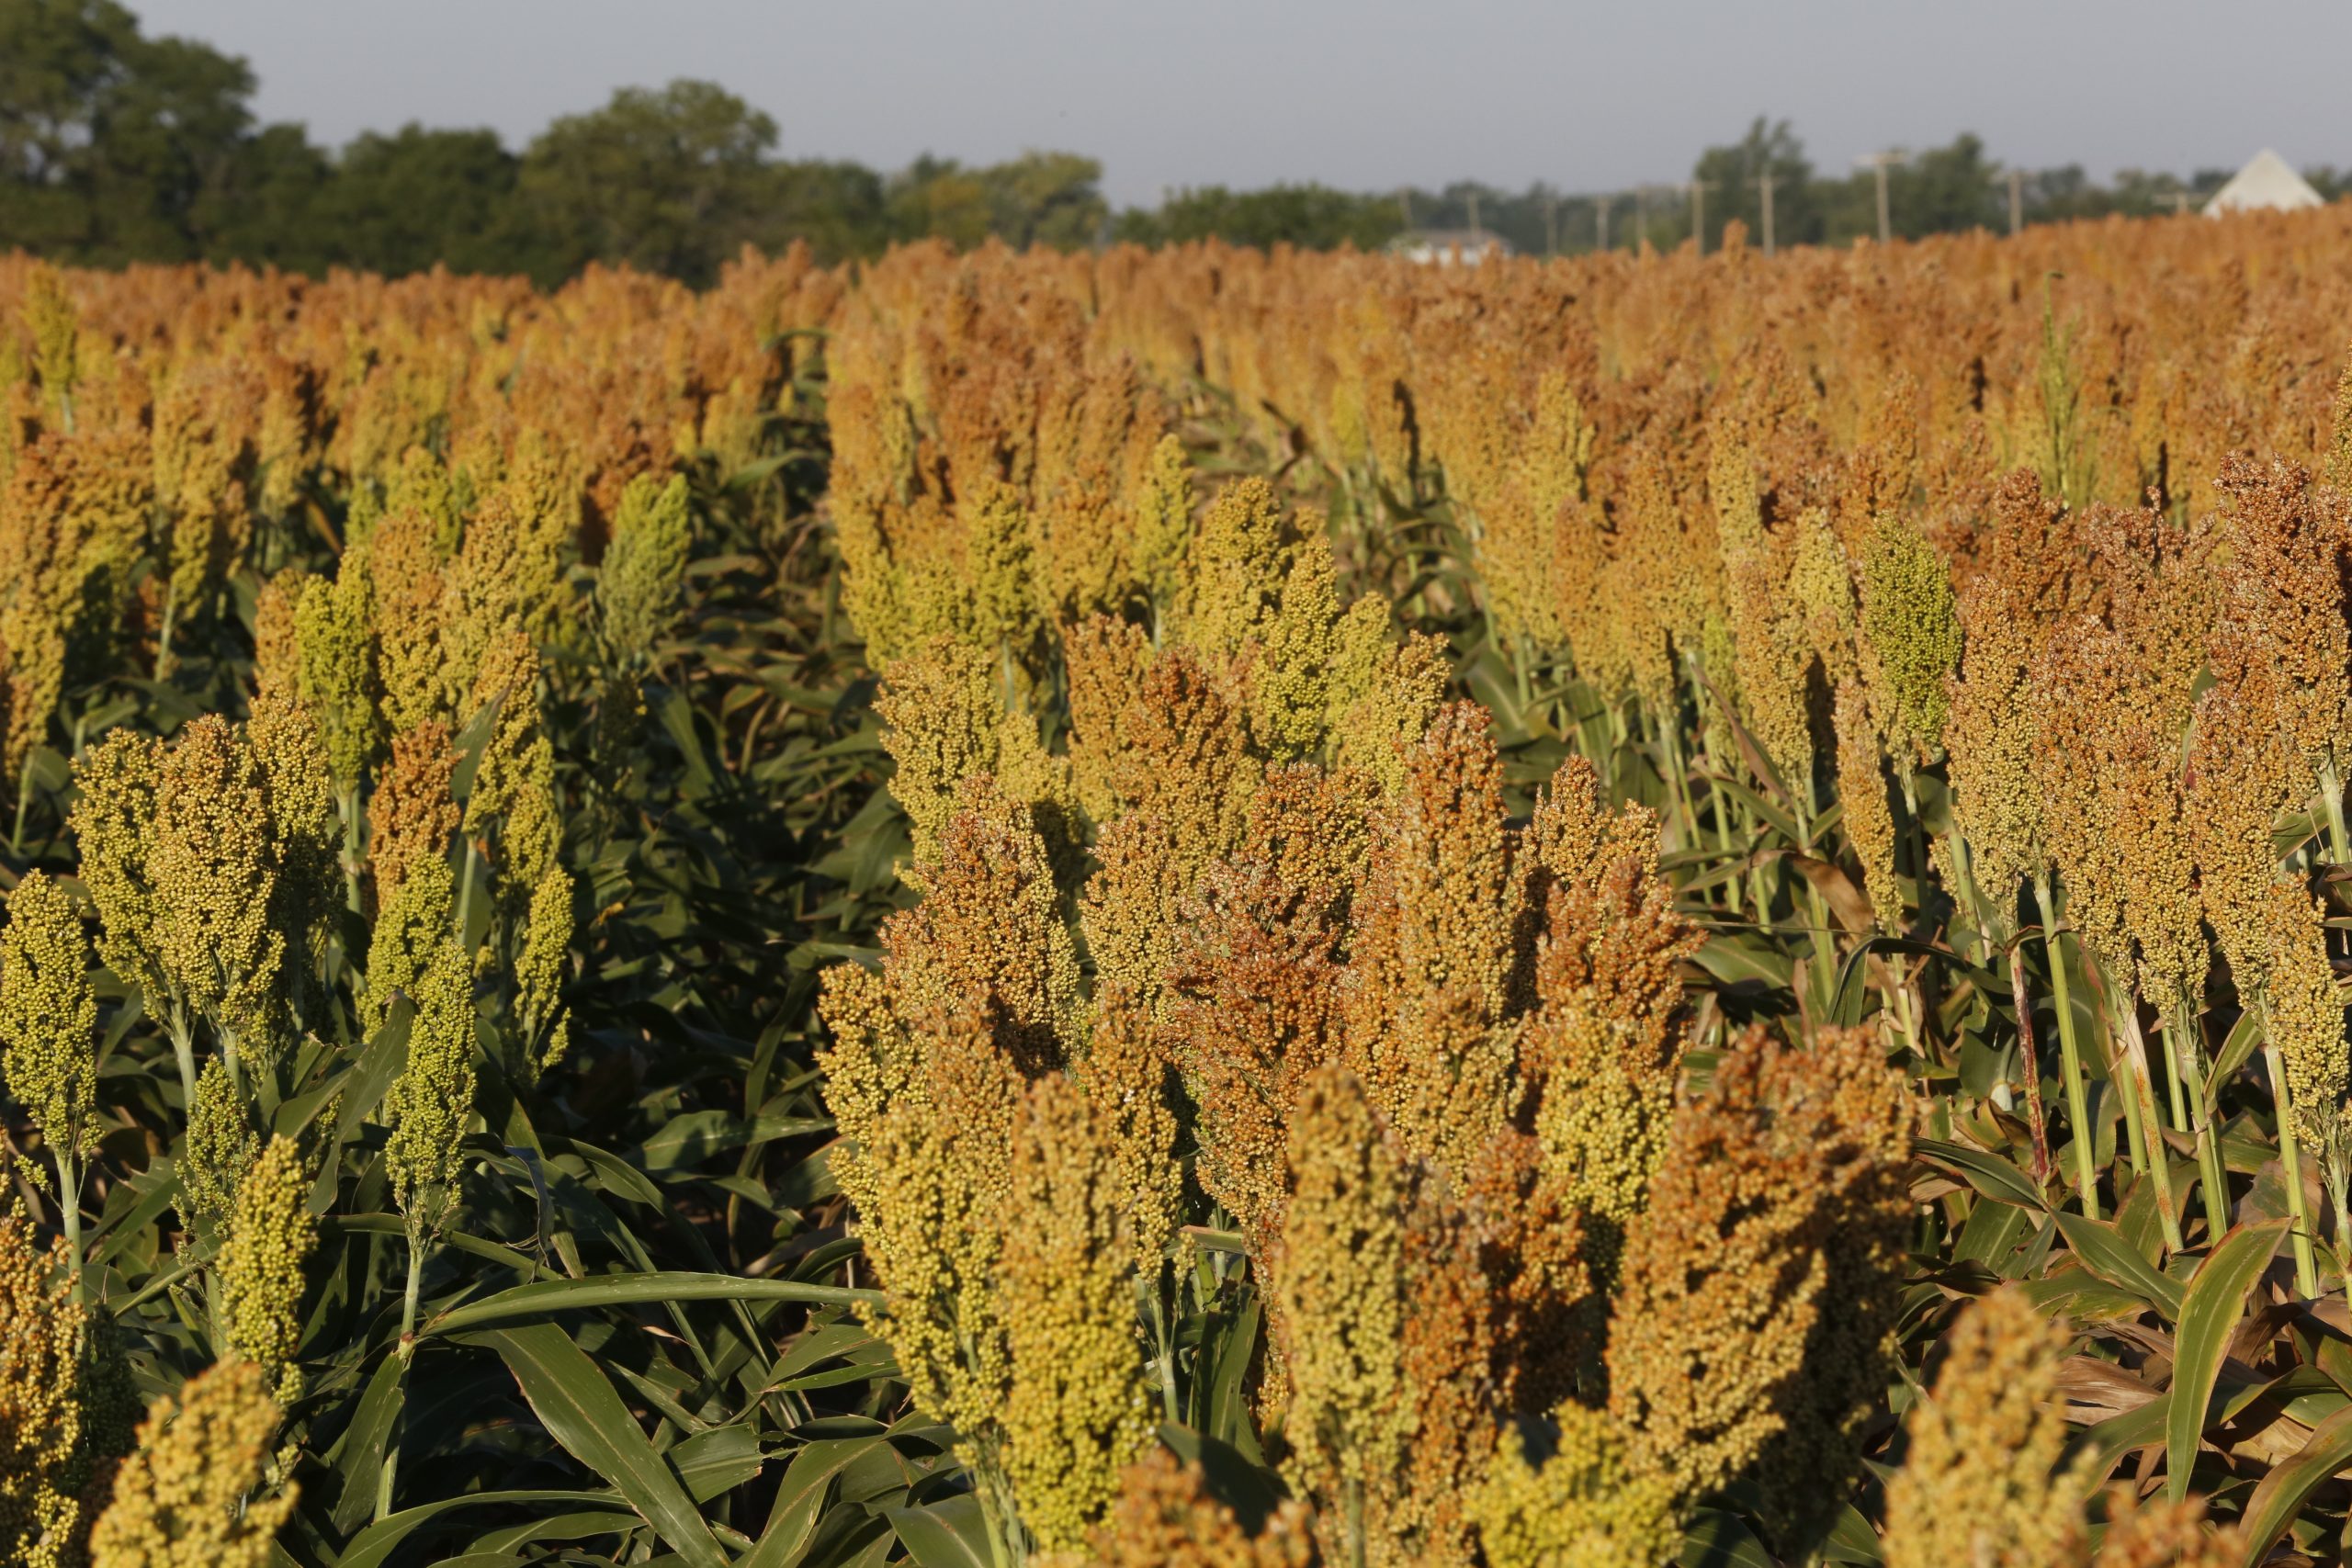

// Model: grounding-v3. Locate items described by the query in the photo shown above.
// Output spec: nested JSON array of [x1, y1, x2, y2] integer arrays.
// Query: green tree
[[322, 125, 532, 276], [1115, 182, 1402, 250], [519, 78, 780, 286], [885, 151, 1106, 251], [0, 0, 302, 264], [775, 158, 891, 260], [1692, 118, 1820, 250]]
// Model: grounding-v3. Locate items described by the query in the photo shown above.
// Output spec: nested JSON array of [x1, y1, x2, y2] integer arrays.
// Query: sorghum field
[[7, 208, 2352, 1568]]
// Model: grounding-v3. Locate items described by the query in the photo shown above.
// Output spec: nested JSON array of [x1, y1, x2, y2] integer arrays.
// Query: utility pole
[[2007, 168, 2024, 235], [1855, 151, 1903, 244], [1543, 187, 1557, 256], [1636, 186, 1649, 249], [1466, 188, 1481, 237], [2170, 190, 2193, 217], [1687, 179, 1716, 254], [1595, 193, 1612, 251], [1756, 170, 1777, 257]]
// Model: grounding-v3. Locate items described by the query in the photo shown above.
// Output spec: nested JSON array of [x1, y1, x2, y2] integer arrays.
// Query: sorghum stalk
[[2007, 943, 2052, 1184], [2169, 998, 2231, 1236], [2320, 755, 2352, 866], [2262, 1035, 2322, 1298], [2114, 1005, 2184, 1253], [2033, 875, 2099, 1216]]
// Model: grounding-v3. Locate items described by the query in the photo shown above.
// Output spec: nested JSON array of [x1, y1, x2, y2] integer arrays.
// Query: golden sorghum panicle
[[1516, 758, 1701, 1268], [1164, 860, 1346, 1245], [1467, 1403, 1677, 1568], [151, 373, 256, 626], [1944, 572, 2044, 919], [1080, 995, 1181, 1280], [1748, 1024, 1917, 1550], [1788, 506, 1859, 684], [1080, 649, 1259, 1015], [596, 472, 693, 661], [1834, 679, 1902, 928], [884, 777, 1083, 1075], [0, 1201, 134, 1568], [957, 479, 1043, 660], [875, 636, 1069, 876], [1249, 527, 1347, 761], [1713, 426, 1815, 788], [150, 716, 283, 1043], [2038, 614, 2207, 1013], [1268, 1067, 1411, 1542], [1080, 1448, 1319, 1568], [1329, 629, 1449, 798], [218, 1134, 316, 1402], [1170, 476, 1290, 663], [249, 690, 344, 1028], [1881, 1288, 2084, 1568], [22, 265, 79, 416], [1340, 703, 1517, 1179], [0, 427, 150, 773], [2211, 457, 2352, 782], [1001, 1076, 1153, 1552], [2090, 1490, 2244, 1568], [0, 871, 99, 1166], [1609, 1025, 1911, 1519], [179, 1058, 256, 1233], [1129, 433, 1196, 618], [292, 559, 384, 795], [369, 509, 450, 734], [2188, 667, 2299, 980], [2327, 351, 2352, 494], [361, 851, 455, 1039], [383, 938, 475, 1240], [368, 719, 458, 913], [1062, 613, 1154, 825], [514, 863, 575, 1076], [459, 623, 542, 837], [87, 1359, 295, 1568], [70, 722, 167, 1012], [1161, 765, 1369, 1244], [1388, 1175, 1502, 1568], [2259, 885, 2347, 1155], [250, 568, 309, 700], [1859, 513, 1962, 764], [846, 1008, 1025, 1462]]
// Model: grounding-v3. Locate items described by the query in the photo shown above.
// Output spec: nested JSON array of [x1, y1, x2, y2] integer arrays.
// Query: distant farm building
[[1392, 229, 1513, 265], [2204, 150, 2325, 216]]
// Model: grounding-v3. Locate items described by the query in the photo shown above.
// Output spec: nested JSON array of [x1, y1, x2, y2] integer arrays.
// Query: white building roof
[[2204, 149, 2325, 216]]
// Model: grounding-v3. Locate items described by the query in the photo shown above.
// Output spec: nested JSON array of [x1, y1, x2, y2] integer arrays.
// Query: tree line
[[2, 1, 2341, 285]]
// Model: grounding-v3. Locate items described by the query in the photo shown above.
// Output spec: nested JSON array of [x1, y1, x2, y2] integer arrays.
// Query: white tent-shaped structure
[[2204, 149, 2325, 216]]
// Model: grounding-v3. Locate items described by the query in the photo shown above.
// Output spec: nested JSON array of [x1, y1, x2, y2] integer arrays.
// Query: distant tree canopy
[[0, 0, 2333, 279]]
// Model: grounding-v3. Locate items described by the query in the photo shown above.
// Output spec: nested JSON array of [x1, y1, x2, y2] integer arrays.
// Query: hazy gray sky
[[132, 0, 2352, 209]]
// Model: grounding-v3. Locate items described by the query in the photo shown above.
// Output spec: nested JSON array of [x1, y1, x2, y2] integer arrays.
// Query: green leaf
[[1678, 1507, 1778, 1568], [334, 1490, 637, 1568], [2163, 1217, 2287, 1502], [331, 1351, 409, 1534], [1158, 1424, 1284, 1535], [672, 1424, 765, 1504], [2234, 1404, 2352, 1567], [458, 1324, 728, 1568], [2052, 1212, 2184, 1316], [426, 1270, 880, 1336], [740, 1435, 891, 1568], [1916, 1138, 2047, 1211], [883, 1492, 996, 1568]]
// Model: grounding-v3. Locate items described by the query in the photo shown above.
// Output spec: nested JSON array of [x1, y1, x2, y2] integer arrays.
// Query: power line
[[1854, 151, 1905, 243]]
